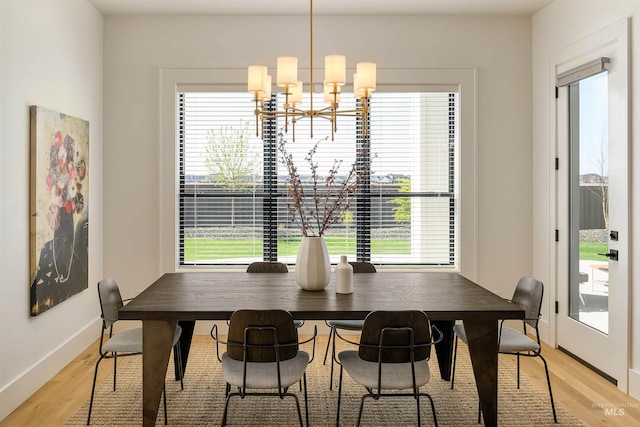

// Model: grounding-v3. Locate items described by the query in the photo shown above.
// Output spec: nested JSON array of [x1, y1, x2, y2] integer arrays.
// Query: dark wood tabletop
[[119, 271, 524, 322], [122, 271, 523, 427]]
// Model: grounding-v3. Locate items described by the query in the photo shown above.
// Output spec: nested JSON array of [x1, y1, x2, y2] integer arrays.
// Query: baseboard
[[0, 317, 101, 421], [558, 346, 617, 385], [629, 368, 640, 400], [537, 317, 551, 345]]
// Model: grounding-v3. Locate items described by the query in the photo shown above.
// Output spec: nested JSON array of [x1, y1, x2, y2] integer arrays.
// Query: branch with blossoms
[[278, 131, 367, 237]]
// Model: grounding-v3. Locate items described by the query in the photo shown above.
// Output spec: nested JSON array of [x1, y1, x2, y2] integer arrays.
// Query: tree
[[205, 123, 258, 227], [585, 136, 609, 230], [388, 178, 411, 223]]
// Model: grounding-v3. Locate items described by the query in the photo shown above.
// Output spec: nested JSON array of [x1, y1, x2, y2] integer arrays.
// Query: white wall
[[532, 0, 639, 396], [0, 0, 103, 420], [103, 13, 534, 302]]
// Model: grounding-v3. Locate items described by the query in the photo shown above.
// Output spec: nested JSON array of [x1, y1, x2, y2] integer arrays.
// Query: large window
[[178, 89, 458, 267]]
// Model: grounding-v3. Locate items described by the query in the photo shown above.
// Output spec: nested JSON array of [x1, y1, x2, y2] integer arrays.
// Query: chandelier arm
[[362, 101, 369, 137], [332, 84, 338, 137], [285, 84, 291, 133], [333, 105, 338, 136], [313, 105, 334, 114], [324, 111, 364, 117], [333, 107, 337, 136], [254, 98, 260, 137], [289, 106, 310, 116], [261, 108, 265, 140], [331, 114, 335, 141]]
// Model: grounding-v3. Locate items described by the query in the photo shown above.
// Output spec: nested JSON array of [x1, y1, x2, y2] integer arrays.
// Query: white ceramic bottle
[[335, 255, 353, 294]]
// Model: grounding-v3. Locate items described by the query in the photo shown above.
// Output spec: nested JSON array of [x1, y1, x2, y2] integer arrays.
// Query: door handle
[[597, 249, 619, 261]]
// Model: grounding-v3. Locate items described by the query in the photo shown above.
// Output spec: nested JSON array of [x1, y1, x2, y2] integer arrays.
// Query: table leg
[[432, 320, 454, 380], [174, 320, 195, 380], [143, 319, 177, 427], [463, 319, 498, 427]]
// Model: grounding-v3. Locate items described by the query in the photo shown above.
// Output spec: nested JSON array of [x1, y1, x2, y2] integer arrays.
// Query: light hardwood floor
[[1, 335, 639, 426]]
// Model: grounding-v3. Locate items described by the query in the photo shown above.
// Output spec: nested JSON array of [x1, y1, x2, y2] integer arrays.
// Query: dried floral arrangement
[[278, 131, 364, 237]]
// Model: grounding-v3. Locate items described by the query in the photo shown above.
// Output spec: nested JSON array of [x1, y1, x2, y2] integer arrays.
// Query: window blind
[[179, 92, 265, 265], [367, 92, 458, 265], [178, 89, 458, 267]]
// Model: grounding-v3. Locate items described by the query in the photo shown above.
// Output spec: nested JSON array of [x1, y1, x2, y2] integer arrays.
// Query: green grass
[[184, 237, 609, 263], [579, 241, 609, 262], [183, 237, 410, 262]]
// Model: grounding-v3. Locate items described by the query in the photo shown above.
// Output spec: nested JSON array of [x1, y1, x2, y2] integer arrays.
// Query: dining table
[[118, 271, 524, 426]]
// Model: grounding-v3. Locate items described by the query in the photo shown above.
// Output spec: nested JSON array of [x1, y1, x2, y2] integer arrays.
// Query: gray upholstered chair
[[87, 278, 183, 425], [323, 261, 376, 389], [450, 276, 557, 423], [335, 310, 441, 427], [211, 309, 317, 427]]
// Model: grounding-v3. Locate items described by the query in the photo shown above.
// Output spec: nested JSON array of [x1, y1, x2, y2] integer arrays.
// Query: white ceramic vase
[[295, 236, 331, 291], [335, 255, 353, 294]]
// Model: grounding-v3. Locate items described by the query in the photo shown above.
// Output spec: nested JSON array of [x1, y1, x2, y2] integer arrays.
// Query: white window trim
[[160, 67, 477, 278]]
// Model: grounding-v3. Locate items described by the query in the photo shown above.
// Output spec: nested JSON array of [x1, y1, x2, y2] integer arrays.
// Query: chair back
[[227, 309, 298, 362], [511, 276, 544, 328], [349, 262, 377, 273], [359, 310, 432, 363], [246, 262, 289, 273], [97, 278, 124, 329]]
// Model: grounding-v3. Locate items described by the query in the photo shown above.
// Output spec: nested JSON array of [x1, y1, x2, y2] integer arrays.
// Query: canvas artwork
[[30, 106, 89, 316]]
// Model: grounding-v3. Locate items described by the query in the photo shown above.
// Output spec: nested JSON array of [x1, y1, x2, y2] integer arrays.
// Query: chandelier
[[247, 0, 376, 141]]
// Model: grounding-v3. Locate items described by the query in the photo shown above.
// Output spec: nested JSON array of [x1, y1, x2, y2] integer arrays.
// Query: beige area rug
[[65, 339, 581, 426]]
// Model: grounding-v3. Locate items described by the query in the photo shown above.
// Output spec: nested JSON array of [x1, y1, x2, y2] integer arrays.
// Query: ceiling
[[88, 0, 555, 16]]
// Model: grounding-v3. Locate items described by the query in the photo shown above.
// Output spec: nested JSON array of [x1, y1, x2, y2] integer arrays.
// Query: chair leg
[[175, 342, 184, 390], [323, 325, 334, 365], [450, 336, 459, 389], [221, 392, 233, 426], [517, 353, 521, 389], [293, 393, 304, 427], [425, 393, 439, 427], [416, 391, 422, 426], [336, 366, 344, 426], [329, 328, 337, 390], [539, 354, 558, 423], [303, 373, 309, 427], [86, 354, 106, 425], [112, 352, 117, 391], [163, 383, 167, 425], [356, 393, 368, 427]]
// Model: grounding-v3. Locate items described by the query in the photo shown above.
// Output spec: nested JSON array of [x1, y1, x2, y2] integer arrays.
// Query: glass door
[[555, 21, 629, 391], [568, 73, 610, 334]]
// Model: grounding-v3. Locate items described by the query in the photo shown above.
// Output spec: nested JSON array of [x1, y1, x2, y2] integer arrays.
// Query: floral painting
[[30, 106, 89, 316]]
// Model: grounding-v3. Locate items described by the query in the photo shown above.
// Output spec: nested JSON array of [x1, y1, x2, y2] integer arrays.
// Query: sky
[[578, 71, 608, 177]]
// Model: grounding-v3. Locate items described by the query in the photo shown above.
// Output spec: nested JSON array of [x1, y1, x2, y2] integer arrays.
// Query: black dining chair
[[323, 261, 376, 389], [211, 309, 317, 426], [87, 278, 183, 425], [450, 276, 557, 423], [335, 310, 442, 426], [246, 261, 289, 273]]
